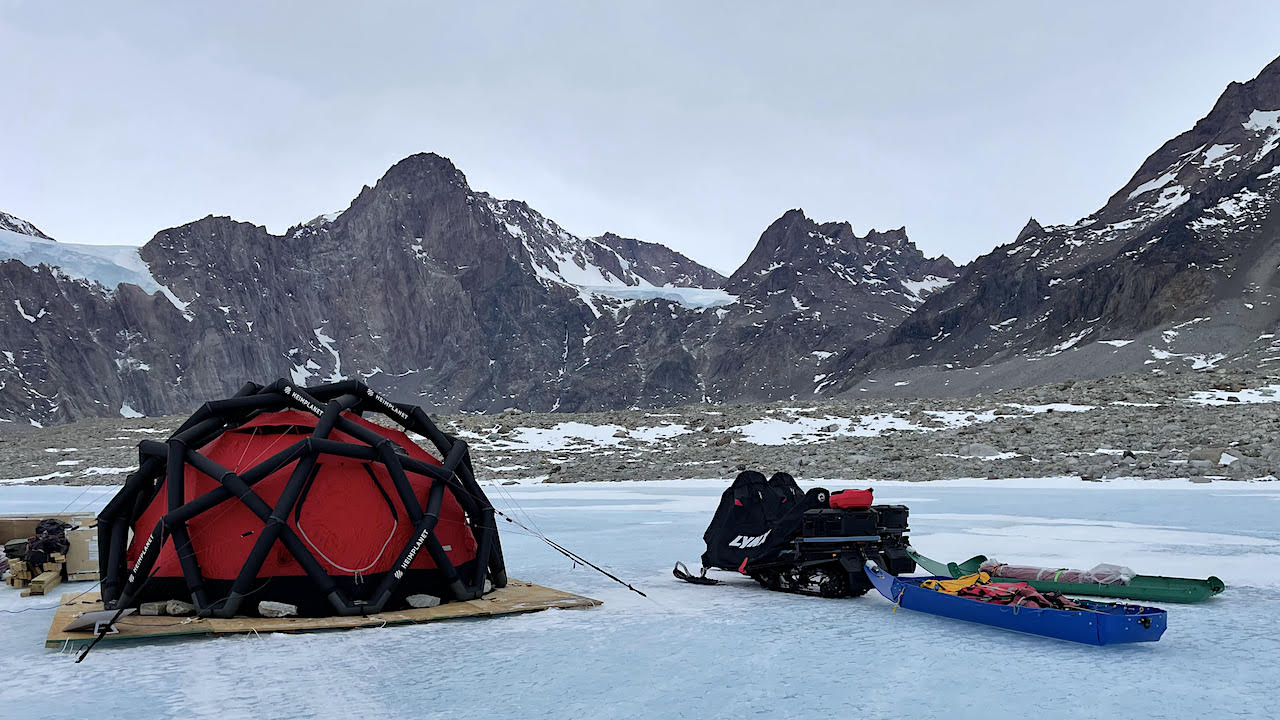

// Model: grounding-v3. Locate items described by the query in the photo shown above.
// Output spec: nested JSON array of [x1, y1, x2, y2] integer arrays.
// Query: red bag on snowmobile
[[829, 489, 873, 509]]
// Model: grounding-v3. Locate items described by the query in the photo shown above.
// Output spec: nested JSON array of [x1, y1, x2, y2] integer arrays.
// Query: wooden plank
[[45, 579, 599, 648], [465, 580, 602, 616], [46, 594, 215, 647], [205, 600, 487, 634], [29, 570, 61, 595]]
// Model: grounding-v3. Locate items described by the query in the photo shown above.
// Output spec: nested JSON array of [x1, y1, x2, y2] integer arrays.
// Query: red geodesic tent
[[97, 380, 506, 617]]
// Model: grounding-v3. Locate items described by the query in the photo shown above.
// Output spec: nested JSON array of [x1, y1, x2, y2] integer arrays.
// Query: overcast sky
[[3, 2, 1279, 273]]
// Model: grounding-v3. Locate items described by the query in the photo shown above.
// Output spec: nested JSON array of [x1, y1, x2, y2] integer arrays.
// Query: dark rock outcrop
[[0, 211, 53, 240], [592, 232, 726, 288]]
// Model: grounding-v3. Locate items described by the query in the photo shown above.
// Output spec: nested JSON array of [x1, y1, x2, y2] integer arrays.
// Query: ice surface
[[580, 285, 737, 309], [0, 228, 159, 291], [0, 478, 1275, 719]]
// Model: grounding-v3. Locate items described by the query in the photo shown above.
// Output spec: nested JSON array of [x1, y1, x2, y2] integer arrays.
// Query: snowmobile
[[674, 471, 914, 597]]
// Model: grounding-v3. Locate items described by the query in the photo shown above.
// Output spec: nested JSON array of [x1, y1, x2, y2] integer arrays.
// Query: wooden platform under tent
[[45, 579, 600, 649]]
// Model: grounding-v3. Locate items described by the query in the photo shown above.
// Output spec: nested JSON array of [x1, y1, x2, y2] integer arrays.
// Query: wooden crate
[[0, 514, 95, 546]]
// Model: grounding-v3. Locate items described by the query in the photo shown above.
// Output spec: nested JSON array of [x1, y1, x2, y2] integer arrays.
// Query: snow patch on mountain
[[1187, 382, 1280, 405], [484, 196, 728, 309], [1243, 109, 1280, 132], [902, 275, 952, 302], [1127, 170, 1178, 200]]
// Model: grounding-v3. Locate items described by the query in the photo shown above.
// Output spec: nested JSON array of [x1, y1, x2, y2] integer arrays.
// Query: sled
[[864, 563, 1166, 645], [907, 548, 1225, 604]]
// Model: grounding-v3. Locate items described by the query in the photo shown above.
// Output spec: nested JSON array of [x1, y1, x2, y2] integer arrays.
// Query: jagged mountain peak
[[332, 152, 475, 232], [1015, 217, 1044, 243], [814, 219, 856, 241], [1203, 53, 1280, 122], [146, 215, 269, 249], [381, 152, 468, 185], [739, 209, 846, 267], [724, 208, 956, 327], [733, 209, 953, 284], [1091, 54, 1280, 233], [981, 54, 1280, 281], [591, 232, 726, 288], [0, 211, 53, 241]]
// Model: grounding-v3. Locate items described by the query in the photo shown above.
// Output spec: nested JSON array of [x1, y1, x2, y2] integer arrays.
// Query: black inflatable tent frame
[[96, 379, 508, 618]]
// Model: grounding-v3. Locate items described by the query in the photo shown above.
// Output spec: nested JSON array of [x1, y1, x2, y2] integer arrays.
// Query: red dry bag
[[829, 488, 873, 509]]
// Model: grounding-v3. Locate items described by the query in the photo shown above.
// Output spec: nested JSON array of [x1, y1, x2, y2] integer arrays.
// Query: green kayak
[[906, 547, 1225, 604]]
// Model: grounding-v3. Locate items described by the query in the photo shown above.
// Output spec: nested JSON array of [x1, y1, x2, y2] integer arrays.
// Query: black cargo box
[[872, 504, 909, 532], [878, 545, 917, 575], [802, 509, 878, 538]]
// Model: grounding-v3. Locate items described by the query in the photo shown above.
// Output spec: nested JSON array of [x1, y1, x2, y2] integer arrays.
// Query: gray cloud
[[3, 1, 1279, 273]]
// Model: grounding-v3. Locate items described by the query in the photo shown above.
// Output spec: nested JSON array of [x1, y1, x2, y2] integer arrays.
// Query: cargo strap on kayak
[[673, 561, 720, 585]]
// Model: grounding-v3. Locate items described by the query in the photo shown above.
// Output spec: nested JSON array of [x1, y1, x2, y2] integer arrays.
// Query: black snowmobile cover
[[700, 471, 826, 571]]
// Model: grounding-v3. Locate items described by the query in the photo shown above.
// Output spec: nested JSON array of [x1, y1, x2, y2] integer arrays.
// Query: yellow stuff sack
[[920, 571, 991, 594]]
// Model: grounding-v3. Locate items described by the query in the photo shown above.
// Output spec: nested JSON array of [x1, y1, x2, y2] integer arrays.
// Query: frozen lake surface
[[1, 478, 1277, 719]]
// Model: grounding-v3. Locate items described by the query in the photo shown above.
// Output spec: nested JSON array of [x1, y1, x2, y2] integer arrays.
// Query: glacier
[[579, 285, 737, 309], [0, 227, 159, 292]]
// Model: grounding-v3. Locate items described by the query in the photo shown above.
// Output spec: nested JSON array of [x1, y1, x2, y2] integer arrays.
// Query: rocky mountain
[[0, 210, 52, 240], [832, 53, 1280, 391], [541, 209, 956, 410], [0, 154, 950, 425], [694, 211, 954, 399], [9, 52, 1280, 427], [591, 232, 726, 288]]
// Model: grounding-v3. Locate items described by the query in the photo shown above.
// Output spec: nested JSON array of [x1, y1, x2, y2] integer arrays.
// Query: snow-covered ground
[[1, 478, 1276, 719]]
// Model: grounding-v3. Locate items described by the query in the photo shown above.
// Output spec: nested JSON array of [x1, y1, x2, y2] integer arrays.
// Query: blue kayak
[[864, 563, 1167, 646]]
